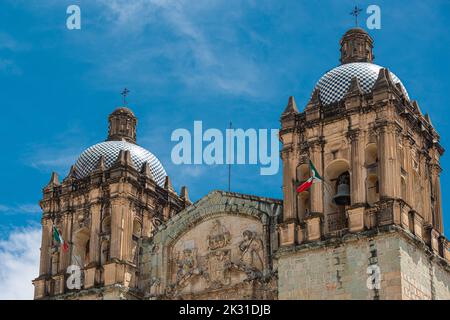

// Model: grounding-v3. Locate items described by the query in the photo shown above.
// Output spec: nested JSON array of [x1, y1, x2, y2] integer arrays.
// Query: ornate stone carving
[[238, 230, 263, 272], [204, 249, 231, 289], [207, 220, 231, 250], [175, 248, 198, 282]]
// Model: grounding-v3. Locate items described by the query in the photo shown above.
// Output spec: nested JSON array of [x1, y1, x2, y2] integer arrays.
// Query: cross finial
[[350, 6, 363, 27], [121, 88, 130, 106]]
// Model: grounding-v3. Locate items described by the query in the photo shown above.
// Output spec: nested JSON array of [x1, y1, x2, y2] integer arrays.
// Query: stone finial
[[373, 68, 396, 92], [115, 150, 132, 167], [424, 113, 433, 126], [395, 83, 407, 98], [124, 150, 132, 166], [164, 176, 175, 192], [140, 162, 154, 180], [68, 165, 77, 178], [306, 88, 321, 109], [411, 100, 423, 116], [95, 155, 105, 171], [180, 186, 191, 203], [115, 150, 126, 165], [47, 172, 60, 187], [282, 96, 299, 115], [344, 76, 363, 97]]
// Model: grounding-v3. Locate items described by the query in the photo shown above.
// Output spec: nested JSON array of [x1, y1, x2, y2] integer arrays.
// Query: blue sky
[[0, 0, 450, 298]]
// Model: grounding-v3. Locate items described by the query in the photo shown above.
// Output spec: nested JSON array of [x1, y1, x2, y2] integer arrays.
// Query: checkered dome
[[74, 140, 167, 187], [314, 62, 409, 105]]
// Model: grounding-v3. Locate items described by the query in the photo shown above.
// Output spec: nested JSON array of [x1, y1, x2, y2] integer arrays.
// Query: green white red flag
[[296, 160, 323, 193], [53, 225, 69, 252]]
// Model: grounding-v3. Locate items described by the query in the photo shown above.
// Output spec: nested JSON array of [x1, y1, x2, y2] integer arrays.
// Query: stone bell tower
[[33, 106, 191, 300], [276, 27, 450, 300]]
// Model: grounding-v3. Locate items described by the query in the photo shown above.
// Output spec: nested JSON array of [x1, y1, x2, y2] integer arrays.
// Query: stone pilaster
[[309, 140, 323, 214], [430, 164, 443, 233], [59, 211, 72, 272], [378, 123, 397, 199], [110, 198, 124, 260], [281, 146, 297, 222], [39, 217, 52, 276], [404, 135, 414, 207], [348, 129, 364, 206], [89, 203, 102, 264]]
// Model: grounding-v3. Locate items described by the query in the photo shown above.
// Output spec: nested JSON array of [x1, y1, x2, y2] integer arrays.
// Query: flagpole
[[228, 121, 232, 192]]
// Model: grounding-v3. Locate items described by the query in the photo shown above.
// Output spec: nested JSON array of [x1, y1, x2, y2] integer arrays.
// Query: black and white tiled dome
[[314, 62, 409, 105], [74, 141, 167, 186]]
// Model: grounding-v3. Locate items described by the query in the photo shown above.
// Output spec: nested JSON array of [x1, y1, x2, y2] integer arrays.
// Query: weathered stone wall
[[399, 236, 450, 299], [139, 191, 282, 299], [277, 228, 450, 300]]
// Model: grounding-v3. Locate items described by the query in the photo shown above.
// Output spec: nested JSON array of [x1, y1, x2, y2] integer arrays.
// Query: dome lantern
[[107, 107, 137, 143], [339, 28, 374, 64]]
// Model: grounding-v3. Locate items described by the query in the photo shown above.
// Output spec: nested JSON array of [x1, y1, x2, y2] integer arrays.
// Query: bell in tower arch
[[333, 172, 351, 206]]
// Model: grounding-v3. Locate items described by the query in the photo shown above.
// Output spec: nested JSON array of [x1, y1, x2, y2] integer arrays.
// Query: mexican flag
[[53, 226, 69, 252], [296, 160, 323, 193]]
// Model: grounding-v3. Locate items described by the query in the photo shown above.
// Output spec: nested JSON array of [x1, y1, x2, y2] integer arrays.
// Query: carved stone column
[[281, 147, 297, 222], [39, 217, 52, 276], [89, 202, 102, 264], [378, 123, 397, 198], [59, 211, 72, 272], [110, 198, 124, 260], [430, 164, 443, 233], [348, 129, 364, 206], [309, 140, 323, 214], [279, 145, 298, 246], [404, 135, 415, 207], [420, 154, 432, 225]]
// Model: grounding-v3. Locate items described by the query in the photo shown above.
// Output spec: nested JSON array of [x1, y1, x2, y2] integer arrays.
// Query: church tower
[[277, 27, 450, 299], [32, 106, 191, 300]]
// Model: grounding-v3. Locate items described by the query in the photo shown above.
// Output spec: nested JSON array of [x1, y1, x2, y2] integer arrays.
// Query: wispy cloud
[[71, 0, 273, 98], [0, 204, 41, 215], [0, 31, 29, 52], [0, 227, 41, 299]]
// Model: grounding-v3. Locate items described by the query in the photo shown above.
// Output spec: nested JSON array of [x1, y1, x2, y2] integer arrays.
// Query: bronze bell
[[333, 173, 351, 206]]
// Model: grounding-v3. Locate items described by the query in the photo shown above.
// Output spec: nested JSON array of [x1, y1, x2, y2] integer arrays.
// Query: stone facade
[[33, 27, 450, 300], [139, 191, 281, 300], [277, 226, 450, 300], [32, 107, 191, 300]]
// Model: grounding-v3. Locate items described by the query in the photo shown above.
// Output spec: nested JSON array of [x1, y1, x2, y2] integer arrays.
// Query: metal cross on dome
[[121, 88, 130, 106], [350, 6, 363, 27]]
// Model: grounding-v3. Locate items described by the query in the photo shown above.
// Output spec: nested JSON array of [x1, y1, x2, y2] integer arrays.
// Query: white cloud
[[0, 227, 41, 299], [81, 0, 269, 98], [0, 204, 40, 214]]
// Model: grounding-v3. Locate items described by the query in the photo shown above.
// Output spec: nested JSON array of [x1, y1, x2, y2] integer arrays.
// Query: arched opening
[[325, 159, 351, 233], [365, 143, 379, 206], [401, 176, 407, 201], [365, 143, 378, 166], [296, 163, 311, 220], [366, 175, 380, 206], [102, 216, 111, 233], [132, 219, 142, 237], [131, 218, 142, 265], [72, 227, 90, 268], [412, 171, 422, 213], [100, 240, 110, 265]]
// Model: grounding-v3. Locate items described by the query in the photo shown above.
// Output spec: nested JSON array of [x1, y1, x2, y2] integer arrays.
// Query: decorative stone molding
[[413, 213, 424, 241], [279, 222, 296, 246], [347, 206, 364, 232], [84, 266, 97, 289], [305, 215, 321, 241], [431, 229, 440, 254]]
